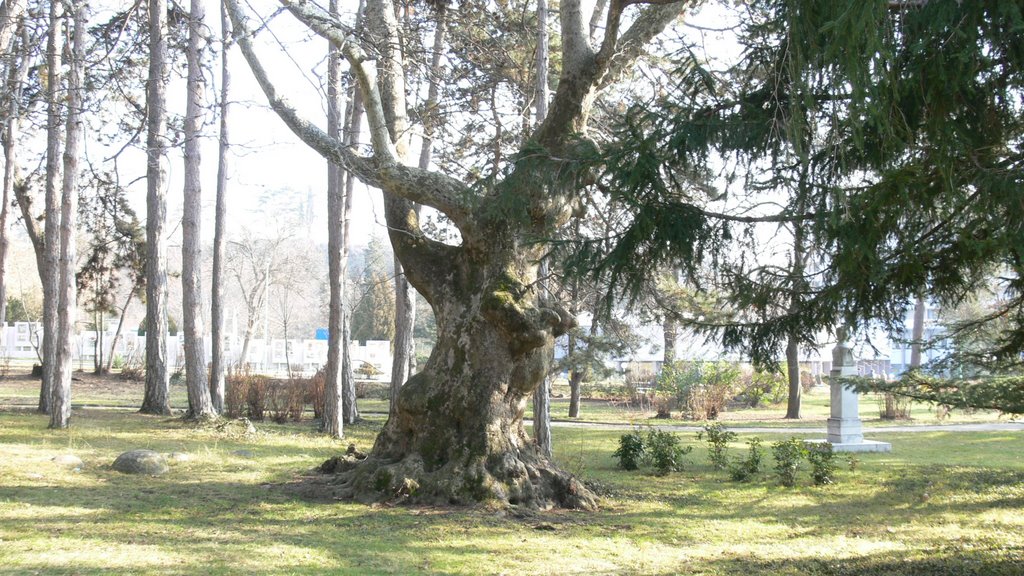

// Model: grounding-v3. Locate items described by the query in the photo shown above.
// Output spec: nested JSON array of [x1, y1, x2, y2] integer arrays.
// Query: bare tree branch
[[224, 0, 476, 230]]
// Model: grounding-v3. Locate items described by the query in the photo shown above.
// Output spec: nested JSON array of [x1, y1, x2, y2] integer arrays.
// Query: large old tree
[[226, 0, 690, 508]]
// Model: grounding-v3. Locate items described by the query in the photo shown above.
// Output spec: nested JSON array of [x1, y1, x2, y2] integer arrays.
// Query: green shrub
[[736, 365, 787, 408], [613, 431, 646, 471], [697, 422, 737, 470], [729, 437, 764, 482], [658, 361, 741, 420], [613, 428, 692, 475], [645, 429, 693, 475], [807, 442, 838, 485], [772, 438, 807, 487]]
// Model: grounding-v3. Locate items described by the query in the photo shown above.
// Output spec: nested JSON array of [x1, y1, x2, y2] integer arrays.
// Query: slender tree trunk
[[0, 32, 20, 344], [663, 315, 677, 364], [567, 314, 597, 419], [390, 261, 413, 417], [387, 0, 417, 418], [141, 0, 171, 415], [910, 295, 926, 368], [181, 0, 214, 420], [0, 0, 26, 361], [784, 336, 801, 418], [210, 0, 231, 414], [340, 0, 365, 425], [105, 287, 136, 373], [51, 1, 85, 430], [568, 369, 584, 418], [322, 0, 345, 437], [530, 0, 552, 454], [95, 312, 104, 374], [40, 0, 63, 415], [784, 188, 808, 419]]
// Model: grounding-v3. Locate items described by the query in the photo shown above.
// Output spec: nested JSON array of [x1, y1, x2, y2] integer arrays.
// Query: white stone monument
[[813, 328, 891, 453]]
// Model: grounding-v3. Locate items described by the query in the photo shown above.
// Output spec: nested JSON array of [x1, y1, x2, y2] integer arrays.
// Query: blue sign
[[315, 328, 329, 341]]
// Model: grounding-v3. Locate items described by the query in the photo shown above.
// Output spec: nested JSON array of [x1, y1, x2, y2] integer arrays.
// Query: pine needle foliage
[[564, 0, 1024, 397]]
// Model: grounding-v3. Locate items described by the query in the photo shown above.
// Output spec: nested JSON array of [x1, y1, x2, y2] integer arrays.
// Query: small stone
[[52, 454, 84, 469], [231, 449, 256, 459], [112, 449, 169, 475], [166, 452, 191, 463]]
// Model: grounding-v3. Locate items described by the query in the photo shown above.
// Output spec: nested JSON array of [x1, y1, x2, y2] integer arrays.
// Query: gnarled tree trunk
[[227, 0, 688, 509], [339, 229, 587, 507]]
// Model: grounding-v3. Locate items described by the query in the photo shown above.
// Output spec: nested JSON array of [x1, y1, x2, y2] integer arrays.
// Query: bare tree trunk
[[340, 0, 365, 425], [568, 314, 597, 419], [0, 24, 22, 345], [663, 316, 677, 364], [105, 286, 136, 373], [568, 369, 584, 418], [0, 0, 26, 346], [784, 196, 807, 419], [40, 0, 63, 415], [94, 312, 104, 373], [210, 0, 231, 414], [322, 0, 346, 437], [181, 0, 214, 420], [910, 295, 926, 368], [239, 320, 254, 371], [141, 0, 171, 415], [784, 336, 801, 418], [530, 0, 553, 455], [390, 261, 413, 417], [51, 0, 85, 430], [387, 0, 418, 419]]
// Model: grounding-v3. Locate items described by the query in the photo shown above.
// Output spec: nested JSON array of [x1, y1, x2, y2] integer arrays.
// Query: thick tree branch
[[599, 2, 690, 89], [560, 0, 594, 69], [224, 0, 475, 229]]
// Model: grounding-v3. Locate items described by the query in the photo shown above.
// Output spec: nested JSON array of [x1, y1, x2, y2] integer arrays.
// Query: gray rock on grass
[[112, 449, 169, 475]]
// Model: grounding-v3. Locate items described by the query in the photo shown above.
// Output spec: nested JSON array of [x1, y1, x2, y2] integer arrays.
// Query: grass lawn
[[1, 402, 1022, 575]]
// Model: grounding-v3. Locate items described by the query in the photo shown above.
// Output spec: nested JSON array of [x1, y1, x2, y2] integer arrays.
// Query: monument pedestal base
[[806, 438, 892, 453]]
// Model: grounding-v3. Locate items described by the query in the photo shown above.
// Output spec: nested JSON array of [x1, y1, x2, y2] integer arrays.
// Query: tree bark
[[141, 0, 171, 415], [210, 0, 232, 413], [568, 368, 584, 418], [910, 295, 926, 368], [40, 0, 63, 415], [785, 184, 808, 419], [322, 0, 345, 438], [339, 1, 364, 425], [181, 0, 214, 420], [51, 0, 86, 430], [0, 13, 25, 347], [531, 0, 553, 457], [784, 336, 801, 419], [663, 315, 677, 364]]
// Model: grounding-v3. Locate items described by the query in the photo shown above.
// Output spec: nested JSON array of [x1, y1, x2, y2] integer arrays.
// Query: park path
[[539, 420, 1024, 434]]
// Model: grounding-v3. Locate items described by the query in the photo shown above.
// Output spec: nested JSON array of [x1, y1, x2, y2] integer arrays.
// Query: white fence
[[0, 322, 392, 379]]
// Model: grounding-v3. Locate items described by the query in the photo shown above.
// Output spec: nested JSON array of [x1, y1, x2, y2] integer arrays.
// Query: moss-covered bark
[[326, 235, 596, 510]]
